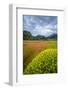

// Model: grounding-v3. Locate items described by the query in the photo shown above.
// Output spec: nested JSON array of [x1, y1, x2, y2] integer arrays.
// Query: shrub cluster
[[24, 49, 57, 74]]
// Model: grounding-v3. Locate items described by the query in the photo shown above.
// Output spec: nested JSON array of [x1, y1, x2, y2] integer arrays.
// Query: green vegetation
[[23, 40, 57, 74], [23, 31, 57, 40], [24, 49, 57, 74], [23, 31, 32, 40], [23, 40, 57, 69]]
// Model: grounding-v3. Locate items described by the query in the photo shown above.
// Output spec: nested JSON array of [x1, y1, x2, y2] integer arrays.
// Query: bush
[[24, 49, 57, 74]]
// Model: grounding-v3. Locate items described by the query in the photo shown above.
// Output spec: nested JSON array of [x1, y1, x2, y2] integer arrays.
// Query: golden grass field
[[23, 40, 57, 70]]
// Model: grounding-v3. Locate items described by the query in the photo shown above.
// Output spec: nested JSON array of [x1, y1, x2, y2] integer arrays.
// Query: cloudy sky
[[23, 15, 57, 37]]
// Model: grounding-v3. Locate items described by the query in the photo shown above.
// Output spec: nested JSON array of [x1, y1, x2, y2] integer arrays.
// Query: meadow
[[23, 40, 57, 74]]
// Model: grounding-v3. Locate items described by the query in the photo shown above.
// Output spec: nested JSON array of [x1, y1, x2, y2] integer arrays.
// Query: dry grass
[[23, 40, 57, 69]]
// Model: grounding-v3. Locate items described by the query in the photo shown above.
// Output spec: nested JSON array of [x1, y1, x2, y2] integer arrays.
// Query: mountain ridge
[[23, 31, 57, 40]]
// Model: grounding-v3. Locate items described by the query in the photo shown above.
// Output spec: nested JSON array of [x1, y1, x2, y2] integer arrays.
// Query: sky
[[23, 15, 57, 37]]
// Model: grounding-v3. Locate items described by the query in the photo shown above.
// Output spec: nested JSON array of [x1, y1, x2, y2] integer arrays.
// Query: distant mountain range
[[23, 31, 57, 40], [47, 33, 57, 39]]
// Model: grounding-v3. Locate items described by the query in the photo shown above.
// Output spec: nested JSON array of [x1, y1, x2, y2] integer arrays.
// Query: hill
[[23, 31, 57, 40]]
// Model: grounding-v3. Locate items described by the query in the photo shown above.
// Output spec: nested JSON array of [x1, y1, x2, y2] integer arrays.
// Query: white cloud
[[24, 15, 57, 37], [31, 25, 56, 37]]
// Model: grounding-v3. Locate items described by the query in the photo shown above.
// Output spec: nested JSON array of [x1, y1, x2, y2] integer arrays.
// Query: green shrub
[[24, 49, 57, 74]]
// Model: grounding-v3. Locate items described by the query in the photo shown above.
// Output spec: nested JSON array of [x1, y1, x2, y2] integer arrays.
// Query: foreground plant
[[24, 49, 57, 74]]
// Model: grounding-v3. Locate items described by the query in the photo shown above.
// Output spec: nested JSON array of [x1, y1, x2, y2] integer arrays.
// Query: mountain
[[23, 31, 57, 40], [33, 35, 47, 40], [47, 33, 57, 39], [23, 31, 32, 40]]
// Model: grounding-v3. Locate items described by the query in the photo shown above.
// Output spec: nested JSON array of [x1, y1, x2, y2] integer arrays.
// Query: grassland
[[23, 40, 57, 72], [24, 49, 57, 74]]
